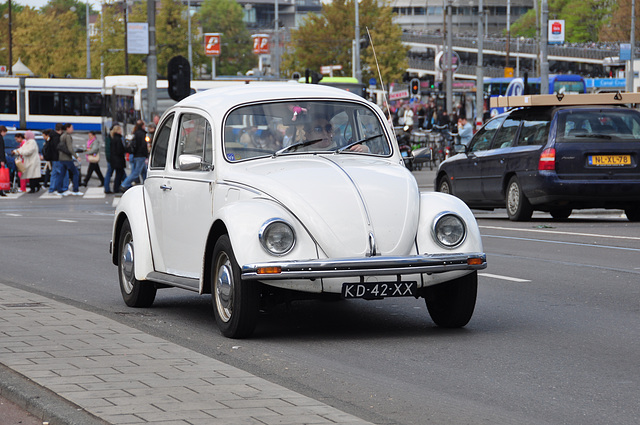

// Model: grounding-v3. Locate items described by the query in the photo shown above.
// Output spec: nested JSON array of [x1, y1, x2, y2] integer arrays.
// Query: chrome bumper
[[242, 252, 486, 280]]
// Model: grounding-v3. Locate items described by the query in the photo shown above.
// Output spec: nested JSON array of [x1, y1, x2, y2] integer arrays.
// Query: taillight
[[538, 147, 556, 171]]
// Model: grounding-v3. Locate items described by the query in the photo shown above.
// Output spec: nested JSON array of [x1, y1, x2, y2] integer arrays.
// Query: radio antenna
[[366, 27, 391, 121]]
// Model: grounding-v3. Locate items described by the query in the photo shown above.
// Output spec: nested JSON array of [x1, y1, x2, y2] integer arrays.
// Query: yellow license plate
[[589, 155, 632, 166]]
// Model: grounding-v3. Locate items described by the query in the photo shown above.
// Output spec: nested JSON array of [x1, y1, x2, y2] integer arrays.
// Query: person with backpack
[[51, 124, 82, 196], [45, 124, 70, 196]]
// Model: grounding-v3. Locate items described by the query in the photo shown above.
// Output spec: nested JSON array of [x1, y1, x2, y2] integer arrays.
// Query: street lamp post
[[446, 0, 453, 115], [86, 1, 91, 78], [8, 0, 12, 76], [354, 0, 361, 84], [627, 0, 636, 93], [475, 0, 484, 129]]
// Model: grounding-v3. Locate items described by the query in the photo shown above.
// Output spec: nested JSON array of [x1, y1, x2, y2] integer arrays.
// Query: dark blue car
[[436, 103, 640, 221]]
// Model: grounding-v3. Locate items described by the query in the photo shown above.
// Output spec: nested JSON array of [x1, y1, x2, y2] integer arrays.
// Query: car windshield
[[558, 109, 640, 141], [223, 100, 391, 162]]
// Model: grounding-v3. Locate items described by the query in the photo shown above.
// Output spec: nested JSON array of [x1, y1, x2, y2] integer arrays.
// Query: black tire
[[211, 235, 260, 338], [437, 175, 452, 194], [118, 219, 157, 308], [550, 208, 572, 220], [424, 271, 477, 328], [505, 176, 533, 221], [625, 208, 640, 222]]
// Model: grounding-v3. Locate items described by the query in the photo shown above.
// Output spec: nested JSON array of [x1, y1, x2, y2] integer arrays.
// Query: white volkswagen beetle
[[110, 83, 486, 338]]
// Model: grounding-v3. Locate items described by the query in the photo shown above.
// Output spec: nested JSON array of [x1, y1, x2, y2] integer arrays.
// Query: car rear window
[[557, 109, 640, 142]]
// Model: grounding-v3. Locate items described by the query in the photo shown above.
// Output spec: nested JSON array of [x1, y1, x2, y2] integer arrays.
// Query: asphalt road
[[1, 170, 638, 425]]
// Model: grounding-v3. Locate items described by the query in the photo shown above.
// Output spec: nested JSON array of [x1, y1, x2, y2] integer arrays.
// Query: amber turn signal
[[257, 266, 282, 274], [467, 257, 483, 266]]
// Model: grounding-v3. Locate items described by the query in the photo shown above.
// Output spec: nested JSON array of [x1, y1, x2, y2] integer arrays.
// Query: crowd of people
[[0, 116, 157, 198]]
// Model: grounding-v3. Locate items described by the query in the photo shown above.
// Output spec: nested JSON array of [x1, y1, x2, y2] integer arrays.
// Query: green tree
[[12, 6, 84, 77], [91, 1, 127, 76], [511, 0, 613, 43], [196, 0, 257, 76], [599, 0, 640, 41], [282, 0, 407, 86]]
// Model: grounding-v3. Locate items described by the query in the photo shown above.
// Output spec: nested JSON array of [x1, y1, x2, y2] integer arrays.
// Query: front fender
[[111, 186, 154, 281], [416, 192, 484, 257], [215, 198, 319, 268]]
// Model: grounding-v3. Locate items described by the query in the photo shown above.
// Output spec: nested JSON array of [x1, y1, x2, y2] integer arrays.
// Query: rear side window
[[150, 114, 174, 169], [518, 119, 550, 146]]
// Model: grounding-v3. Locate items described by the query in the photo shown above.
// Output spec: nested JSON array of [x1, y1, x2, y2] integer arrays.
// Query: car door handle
[[160, 184, 172, 191]]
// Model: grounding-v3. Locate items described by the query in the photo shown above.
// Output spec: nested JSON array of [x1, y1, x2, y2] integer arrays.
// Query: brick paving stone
[[0, 283, 373, 425]]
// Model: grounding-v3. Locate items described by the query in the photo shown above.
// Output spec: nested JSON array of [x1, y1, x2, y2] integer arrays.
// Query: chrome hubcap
[[120, 234, 135, 294], [215, 253, 234, 323]]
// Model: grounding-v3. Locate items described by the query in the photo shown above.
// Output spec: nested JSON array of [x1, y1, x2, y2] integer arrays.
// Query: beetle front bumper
[[242, 252, 486, 280]]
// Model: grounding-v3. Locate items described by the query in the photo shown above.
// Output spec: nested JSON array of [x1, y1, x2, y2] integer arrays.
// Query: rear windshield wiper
[[336, 134, 384, 153], [572, 133, 613, 139], [274, 138, 323, 156]]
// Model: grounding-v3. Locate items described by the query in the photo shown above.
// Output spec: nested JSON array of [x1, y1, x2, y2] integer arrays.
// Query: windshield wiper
[[336, 134, 384, 153], [572, 133, 613, 139], [274, 138, 323, 156]]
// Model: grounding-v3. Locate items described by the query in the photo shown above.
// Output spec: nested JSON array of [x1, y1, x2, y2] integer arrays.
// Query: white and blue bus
[[485, 74, 586, 116]]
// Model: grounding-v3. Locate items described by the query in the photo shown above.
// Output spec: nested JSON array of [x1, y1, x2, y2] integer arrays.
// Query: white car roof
[[173, 83, 367, 113]]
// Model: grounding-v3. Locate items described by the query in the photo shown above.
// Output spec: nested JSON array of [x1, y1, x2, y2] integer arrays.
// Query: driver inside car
[[302, 117, 369, 153]]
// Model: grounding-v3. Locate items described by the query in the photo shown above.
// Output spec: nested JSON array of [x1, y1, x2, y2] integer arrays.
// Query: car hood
[[225, 155, 420, 258]]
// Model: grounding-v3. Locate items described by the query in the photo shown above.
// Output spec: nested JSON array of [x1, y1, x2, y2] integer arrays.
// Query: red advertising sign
[[204, 33, 221, 57], [252, 34, 270, 54], [551, 21, 562, 34]]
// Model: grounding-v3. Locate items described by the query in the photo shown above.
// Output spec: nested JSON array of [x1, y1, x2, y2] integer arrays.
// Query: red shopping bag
[[0, 165, 10, 191]]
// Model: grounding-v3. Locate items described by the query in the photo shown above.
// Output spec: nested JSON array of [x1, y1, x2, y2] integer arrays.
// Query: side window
[[491, 117, 521, 149], [174, 113, 212, 170], [469, 116, 505, 153], [150, 113, 174, 169], [518, 120, 550, 146]]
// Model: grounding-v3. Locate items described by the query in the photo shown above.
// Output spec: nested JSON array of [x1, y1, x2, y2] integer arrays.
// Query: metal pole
[[212, 57, 216, 79], [446, 0, 453, 115], [86, 1, 91, 78], [124, 0, 129, 75], [475, 0, 484, 130], [516, 37, 520, 78], [540, 0, 549, 94], [505, 0, 510, 71], [187, 0, 192, 69], [354, 0, 361, 84], [274, 0, 279, 77], [8, 0, 12, 76], [147, 0, 157, 123], [627, 0, 636, 93]]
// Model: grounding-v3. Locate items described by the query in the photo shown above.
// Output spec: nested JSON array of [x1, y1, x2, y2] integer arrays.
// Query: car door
[[149, 111, 215, 280], [452, 116, 505, 203], [145, 113, 175, 273], [481, 115, 522, 201]]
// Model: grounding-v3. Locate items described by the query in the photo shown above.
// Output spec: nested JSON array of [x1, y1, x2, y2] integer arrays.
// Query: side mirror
[[178, 154, 203, 171], [454, 144, 468, 154]]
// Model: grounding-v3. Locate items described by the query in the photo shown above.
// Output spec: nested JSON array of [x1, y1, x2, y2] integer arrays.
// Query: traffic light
[[409, 78, 420, 97], [167, 55, 191, 102]]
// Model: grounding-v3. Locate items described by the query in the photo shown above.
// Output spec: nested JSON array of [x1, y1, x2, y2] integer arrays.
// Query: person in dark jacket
[[46, 123, 70, 195], [109, 125, 126, 193], [0, 125, 7, 196], [119, 120, 148, 192]]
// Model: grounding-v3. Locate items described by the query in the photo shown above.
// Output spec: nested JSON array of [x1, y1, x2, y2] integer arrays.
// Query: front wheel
[[211, 235, 260, 338], [437, 175, 452, 194], [423, 271, 477, 328], [506, 176, 533, 221], [118, 219, 156, 307]]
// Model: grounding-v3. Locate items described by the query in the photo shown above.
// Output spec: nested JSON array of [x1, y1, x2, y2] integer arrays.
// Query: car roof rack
[[489, 91, 640, 109]]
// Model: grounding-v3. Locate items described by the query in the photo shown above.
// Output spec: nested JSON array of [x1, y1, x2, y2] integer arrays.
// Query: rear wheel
[[625, 208, 640, 222], [424, 272, 477, 328], [437, 175, 452, 194], [550, 208, 572, 220], [506, 176, 533, 221], [118, 219, 156, 307], [211, 235, 260, 338]]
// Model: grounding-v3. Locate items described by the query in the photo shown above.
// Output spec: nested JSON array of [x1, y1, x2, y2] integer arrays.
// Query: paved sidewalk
[[0, 283, 372, 425]]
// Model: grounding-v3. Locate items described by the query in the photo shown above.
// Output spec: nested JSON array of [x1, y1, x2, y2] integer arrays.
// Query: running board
[[146, 272, 200, 292]]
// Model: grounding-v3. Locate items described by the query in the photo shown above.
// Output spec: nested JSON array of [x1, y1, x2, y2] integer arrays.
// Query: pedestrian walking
[[12, 130, 42, 193], [120, 120, 148, 192], [82, 131, 104, 187], [109, 125, 126, 193], [0, 125, 7, 196], [52, 124, 82, 196]]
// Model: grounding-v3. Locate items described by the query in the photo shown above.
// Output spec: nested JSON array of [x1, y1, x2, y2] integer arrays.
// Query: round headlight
[[433, 213, 466, 248], [259, 219, 296, 256]]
